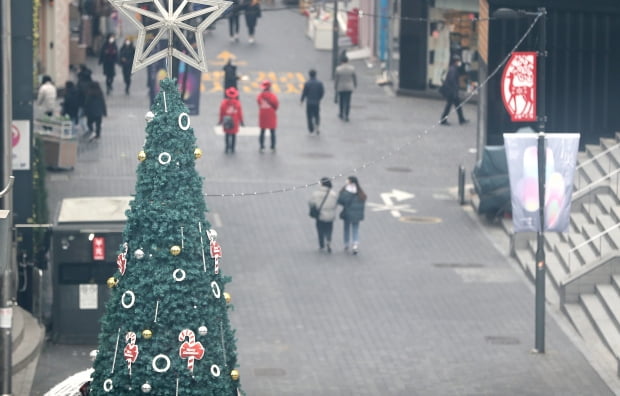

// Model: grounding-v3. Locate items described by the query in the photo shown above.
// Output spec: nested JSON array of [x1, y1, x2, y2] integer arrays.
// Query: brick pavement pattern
[[33, 6, 619, 396]]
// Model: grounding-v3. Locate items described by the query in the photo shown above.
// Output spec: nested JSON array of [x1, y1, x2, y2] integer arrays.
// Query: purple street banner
[[504, 133, 580, 232]]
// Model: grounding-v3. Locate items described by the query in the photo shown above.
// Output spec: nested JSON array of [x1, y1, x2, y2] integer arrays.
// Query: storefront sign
[[12, 120, 30, 170], [501, 52, 537, 122], [92, 236, 106, 261]]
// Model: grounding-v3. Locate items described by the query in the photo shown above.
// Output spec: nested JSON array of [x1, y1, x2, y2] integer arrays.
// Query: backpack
[[222, 115, 234, 130]]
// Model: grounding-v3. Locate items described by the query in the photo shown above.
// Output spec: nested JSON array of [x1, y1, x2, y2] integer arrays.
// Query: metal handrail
[[573, 167, 620, 197], [567, 222, 620, 271], [576, 141, 620, 170]]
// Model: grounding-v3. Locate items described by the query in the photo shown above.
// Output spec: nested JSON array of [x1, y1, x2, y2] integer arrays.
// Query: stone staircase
[[11, 304, 45, 395], [508, 133, 620, 375]]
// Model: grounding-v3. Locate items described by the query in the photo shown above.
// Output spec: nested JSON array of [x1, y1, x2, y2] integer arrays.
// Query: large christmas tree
[[89, 78, 241, 395]]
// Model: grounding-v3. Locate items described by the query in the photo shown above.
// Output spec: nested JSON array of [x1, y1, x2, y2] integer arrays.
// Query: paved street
[[31, 5, 620, 395]]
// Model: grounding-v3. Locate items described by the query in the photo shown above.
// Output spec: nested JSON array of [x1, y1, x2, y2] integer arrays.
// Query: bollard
[[458, 165, 466, 205]]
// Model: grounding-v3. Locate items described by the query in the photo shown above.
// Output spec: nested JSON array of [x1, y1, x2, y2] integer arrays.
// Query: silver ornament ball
[[141, 383, 152, 393], [145, 111, 155, 123], [134, 249, 145, 260], [198, 326, 208, 336]]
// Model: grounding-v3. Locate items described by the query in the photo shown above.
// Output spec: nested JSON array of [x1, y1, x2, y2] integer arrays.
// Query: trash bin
[[50, 197, 132, 344], [34, 117, 78, 170]]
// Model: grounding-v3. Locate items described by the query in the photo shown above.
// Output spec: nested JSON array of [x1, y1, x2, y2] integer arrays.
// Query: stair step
[[596, 193, 619, 213], [595, 215, 620, 249], [581, 202, 607, 223], [596, 284, 620, 331], [577, 161, 606, 185], [12, 307, 45, 374], [570, 212, 591, 234], [568, 233, 599, 265], [613, 275, 620, 293], [581, 223, 614, 256], [581, 293, 620, 359], [610, 205, 620, 223]]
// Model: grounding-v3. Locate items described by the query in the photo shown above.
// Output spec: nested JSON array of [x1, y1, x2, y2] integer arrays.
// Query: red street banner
[[501, 52, 537, 122]]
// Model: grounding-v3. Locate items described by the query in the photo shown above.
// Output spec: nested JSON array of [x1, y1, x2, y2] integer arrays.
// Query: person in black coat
[[223, 59, 239, 97], [300, 69, 325, 134], [99, 33, 118, 95], [337, 176, 367, 254], [61, 81, 80, 125], [227, 0, 241, 42], [119, 37, 135, 95], [244, 0, 261, 44], [83, 81, 107, 140], [439, 55, 468, 125]]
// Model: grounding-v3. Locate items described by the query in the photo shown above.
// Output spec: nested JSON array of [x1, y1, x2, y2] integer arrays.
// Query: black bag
[[339, 210, 346, 220], [222, 115, 234, 130], [309, 189, 330, 219], [309, 205, 320, 218]]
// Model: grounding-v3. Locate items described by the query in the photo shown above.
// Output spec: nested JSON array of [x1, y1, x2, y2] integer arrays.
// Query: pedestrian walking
[[439, 55, 469, 125], [219, 87, 244, 154], [36, 75, 57, 117], [83, 81, 107, 141], [300, 69, 324, 134], [61, 81, 80, 125], [223, 58, 239, 97], [227, 0, 242, 42], [334, 54, 356, 122], [76, 64, 93, 130], [99, 33, 118, 95], [257, 80, 279, 153], [119, 37, 136, 95], [243, 0, 261, 44], [337, 176, 366, 254], [309, 177, 338, 253]]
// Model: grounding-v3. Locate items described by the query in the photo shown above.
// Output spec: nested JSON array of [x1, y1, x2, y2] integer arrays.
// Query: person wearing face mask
[[337, 176, 367, 255], [99, 33, 118, 95], [119, 38, 135, 95], [439, 55, 469, 125]]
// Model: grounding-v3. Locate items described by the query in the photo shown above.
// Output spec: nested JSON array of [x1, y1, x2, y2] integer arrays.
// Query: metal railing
[[574, 141, 620, 191], [567, 222, 620, 271]]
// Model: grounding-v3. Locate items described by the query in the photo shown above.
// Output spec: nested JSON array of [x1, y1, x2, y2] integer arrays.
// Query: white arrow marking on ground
[[368, 189, 416, 217]]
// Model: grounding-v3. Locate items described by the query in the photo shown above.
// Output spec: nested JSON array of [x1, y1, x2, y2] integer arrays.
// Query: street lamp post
[[494, 7, 547, 353]]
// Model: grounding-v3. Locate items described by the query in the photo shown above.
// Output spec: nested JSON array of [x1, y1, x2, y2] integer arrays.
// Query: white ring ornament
[[173, 268, 186, 282], [152, 354, 171, 373], [158, 152, 171, 165], [178, 113, 191, 130], [210, 365, 220, 377], [121, 290, 136, 309], [104, 379, 113, 392], [211, 281, 221, 298]]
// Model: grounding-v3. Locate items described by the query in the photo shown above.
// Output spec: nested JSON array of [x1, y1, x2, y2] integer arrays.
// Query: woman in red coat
[[257, 80, 279, 152], [219, 87, 244, 154]]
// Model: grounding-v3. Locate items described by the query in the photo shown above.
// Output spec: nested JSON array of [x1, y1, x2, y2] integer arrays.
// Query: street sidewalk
[[31, 5, 619, 395]]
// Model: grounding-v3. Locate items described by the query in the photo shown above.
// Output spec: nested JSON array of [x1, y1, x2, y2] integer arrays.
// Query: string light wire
[[204, 10, 543, 198]]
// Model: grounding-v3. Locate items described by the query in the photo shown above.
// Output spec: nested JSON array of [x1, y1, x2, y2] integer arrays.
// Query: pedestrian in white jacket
[[309, 177, 338, 253], [37, 75, 57, 117]]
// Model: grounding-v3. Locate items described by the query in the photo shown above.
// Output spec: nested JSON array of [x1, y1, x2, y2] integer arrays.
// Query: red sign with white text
[[501, 52, 537, 122], [92, 237, 105, 261]]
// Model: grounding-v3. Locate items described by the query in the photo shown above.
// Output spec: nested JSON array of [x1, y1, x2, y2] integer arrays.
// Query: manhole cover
[[485, 336, 520, 345], [254, 368, 286, 377], [433, 263, 485, 268], [399, 216, 442, 224], [386, 166, 412, 173], [301, 152, 334, 159]]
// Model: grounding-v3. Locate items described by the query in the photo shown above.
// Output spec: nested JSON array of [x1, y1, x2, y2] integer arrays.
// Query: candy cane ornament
[[178, 329, 205, 372], [123, 331, 139, 376]]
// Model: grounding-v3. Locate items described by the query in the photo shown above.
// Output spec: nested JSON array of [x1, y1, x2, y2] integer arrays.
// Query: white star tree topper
[[108, 0, 232, 74]]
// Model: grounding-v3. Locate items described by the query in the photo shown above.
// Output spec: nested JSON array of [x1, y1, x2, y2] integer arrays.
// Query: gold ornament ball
[[224, 292, 231, 304], [170, 245, 182, 256], [194, 148, 203, 159], [142, 329, 153, 339], [106, 277, 118, 288], [230, 369, 240, 381], [138, 151, 147, 162]]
